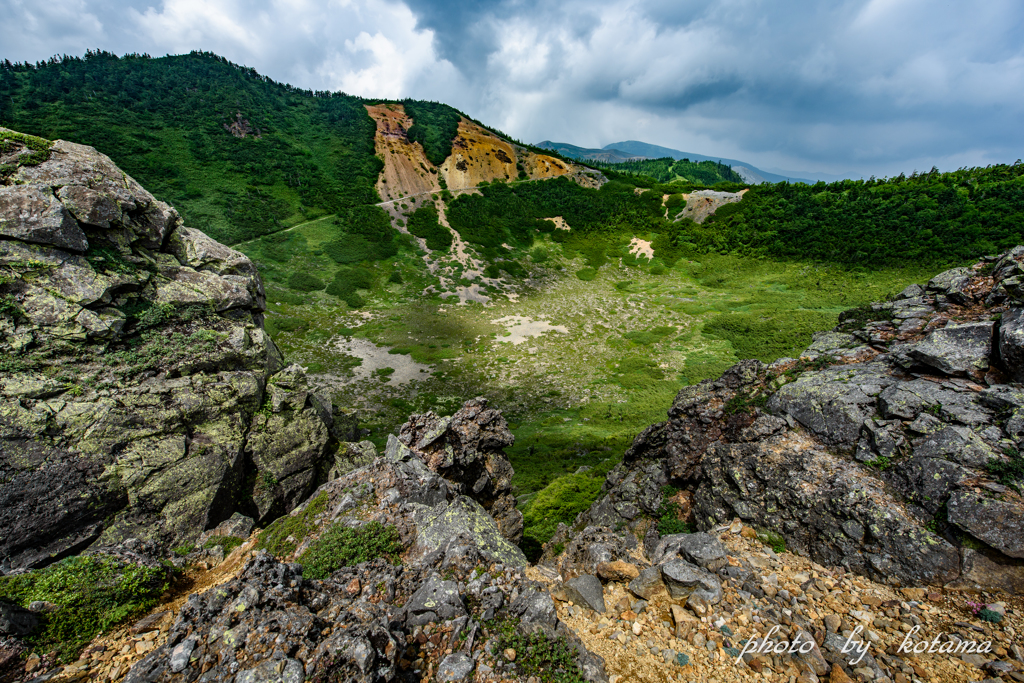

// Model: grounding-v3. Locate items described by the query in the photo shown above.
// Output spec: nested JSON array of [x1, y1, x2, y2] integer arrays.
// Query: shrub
[[265, 315, 309, 337], [0, 556, 172, 662], [522, 473, 603, 549], [530, 247, 549, 263], [288, 272, 325, 292], [388, 270, 404, 284], [257, 492, 330, 557], [575, 267, 597, 281], [297, 521, 402, 580], [656, 486, 693, 535], [988, 447, 1024, 488], [490, 617, 587, 683], [406, 205, 452, 252], [756, 529, 786, 554]]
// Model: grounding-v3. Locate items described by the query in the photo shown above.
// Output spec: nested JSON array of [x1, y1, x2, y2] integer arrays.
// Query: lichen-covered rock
[[397, 397, 523, 544], [0, 129, 339, 567], [907, 321, 994, 378], [947, 491, 1024, 559]]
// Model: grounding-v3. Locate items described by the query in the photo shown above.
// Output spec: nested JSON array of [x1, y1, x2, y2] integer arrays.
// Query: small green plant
[[171, 544, 195, 556], [203, 535, 245, 555], [756, 529, 786, 554], [489, 617, 587, 683], [987, 446, 1024, 488], [297, 521, 402, 580], [257, 492, 330, 557], [0, 555, 172, 662], [656, 486, 694, 536], [724, 389, 769, 415], [865, 455, 893, 471], [260, 471, 278, 489]]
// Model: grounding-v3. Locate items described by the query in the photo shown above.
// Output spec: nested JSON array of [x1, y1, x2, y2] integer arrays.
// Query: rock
[[129, 611, 168, 635], [897, 284, 924, 299], [908, 321, 995, 378], [998, 307, 1024, 383], [235, 659, 305, 683], [660, 560, 723, 604], [168, 637, 196, 673], [404, 574, 467, 625], [947, 490, 1024, 558], [951, 549, 1024, 593], [651, 532, 728, 571], [824, 614, 842, 633], [885, 456, 968, 516], [563, 575, 606, 614], [912, 425, 995, 467], [768, 363, 895, 449], [411, 496, 528, 567], [792, 629, 830, 676], [437, 653, 475, 681], [0, 184, 87, 251], [927, 267, 974, 303], [507, 584, 558, 630], [596, 560, 639, 582], [0, 603, 38, 637], [628, 566, 667, 600], [397, 398, 523, 544], [685, 593, 711, 617]]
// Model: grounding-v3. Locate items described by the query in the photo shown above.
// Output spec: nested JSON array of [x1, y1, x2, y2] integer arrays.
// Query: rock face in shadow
[[0, 129, 343, 570], [552, 250, 1024, 594]]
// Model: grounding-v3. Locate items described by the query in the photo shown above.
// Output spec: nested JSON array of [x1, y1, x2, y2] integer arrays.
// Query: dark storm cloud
[[1, 0, 1021, 176]]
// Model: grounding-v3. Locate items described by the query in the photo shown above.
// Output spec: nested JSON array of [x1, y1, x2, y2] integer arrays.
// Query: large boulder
[[0, 129, 339, 566], [907, 321, 994, 378], [947, 491, 1024, 559]]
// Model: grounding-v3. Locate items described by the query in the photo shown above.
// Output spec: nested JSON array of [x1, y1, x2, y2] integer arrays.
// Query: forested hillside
[[0, 51, 462, 246], [589, 156, 744, 185]]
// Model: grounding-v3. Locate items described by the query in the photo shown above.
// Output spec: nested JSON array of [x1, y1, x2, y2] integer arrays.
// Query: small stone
[[597, 560, 640, 582], [825, 614, 842, 633], [632, 622, 643, 636], [503, 648, 516, 662]]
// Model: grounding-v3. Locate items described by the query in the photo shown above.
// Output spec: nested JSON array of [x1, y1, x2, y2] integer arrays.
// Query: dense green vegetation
[[0, 556, 172, 661], [406, 204, 452, 252], [657, 164, 1024, 267], [402, 100, 463, 166], [490, 618, 587, 683], [297, 521, 402, 579], [589, 156, 743, 185]]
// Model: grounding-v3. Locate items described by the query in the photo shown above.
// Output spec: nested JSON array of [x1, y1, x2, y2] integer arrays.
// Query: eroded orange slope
[[365, 103, 440, 203]]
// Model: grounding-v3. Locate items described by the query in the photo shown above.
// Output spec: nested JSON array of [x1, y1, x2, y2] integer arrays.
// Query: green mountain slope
[[0, 51, 463, 247]]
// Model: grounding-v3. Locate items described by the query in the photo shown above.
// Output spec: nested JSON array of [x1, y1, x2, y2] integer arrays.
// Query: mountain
[[604, 140, 817, 184], [535, 140, 646, 163]]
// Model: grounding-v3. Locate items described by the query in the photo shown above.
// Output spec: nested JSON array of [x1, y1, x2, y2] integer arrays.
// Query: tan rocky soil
[[367, 103, 442, 204], [531, 524, 1023, 683]]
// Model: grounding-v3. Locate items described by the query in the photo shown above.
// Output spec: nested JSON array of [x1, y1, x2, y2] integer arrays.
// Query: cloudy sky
[[3, 0, 1022, 178]]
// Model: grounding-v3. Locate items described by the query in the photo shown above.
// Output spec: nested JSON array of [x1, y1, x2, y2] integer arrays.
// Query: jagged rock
[[907, 321, 995, 378], [927, 267, 974, 303], [397, 397, 523, 544], [437, 653, 474, 681], [660, 560, 723, 603], [329, 441, 377, 480], [552, 526, 637, 580], [563, 574, 606, 613], [0, 184, 87, 251], [411, 496, 527, 568], [878, 379, 991, 425], [947, 491, 1024, 558], [885, 456, 969, 516], [405, 574, 467, 625], [628, 566, 667, 600], [897, 283, 925, 299], [651, 532, 728, 571]]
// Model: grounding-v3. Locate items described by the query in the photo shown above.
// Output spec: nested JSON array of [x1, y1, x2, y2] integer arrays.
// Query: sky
[[2, 0, 1022, 178]]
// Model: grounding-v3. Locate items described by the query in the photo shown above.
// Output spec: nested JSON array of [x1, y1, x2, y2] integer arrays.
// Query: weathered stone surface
[[405, 574, 467, 624], [885, 456, 969, 516], [628, 566, 667, 600], [660, 559, 723, 604], [0, 184, 87, 251], [951, 548, 1024, 594], [999, 307, 1024, 383], [437, 653, 474, 681], [768, 363, 895, 449], [948, 491, 1024, 558], [0, 603, 39, 637], [563, 574, 606, 613], [651, 532, 728, 571], [411, 496, 527, 568], [908, 321, 994, 378], [397, 398, 523, 544], [912, 425, 995, 468], [927, 267, 974, 303], [0, 130, 335, 564]]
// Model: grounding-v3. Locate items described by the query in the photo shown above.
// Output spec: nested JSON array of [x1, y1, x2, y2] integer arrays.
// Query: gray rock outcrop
[[0, 129, 344, 569]]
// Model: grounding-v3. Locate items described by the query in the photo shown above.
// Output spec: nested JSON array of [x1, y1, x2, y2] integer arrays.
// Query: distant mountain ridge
[[603, 140, 815, 184], [537, 138, 859, 184], [534, 141, 645, 164]]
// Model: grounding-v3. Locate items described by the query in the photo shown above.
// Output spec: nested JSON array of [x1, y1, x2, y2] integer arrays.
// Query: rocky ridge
[[0, 128, 357, 570], [548, 248, 1024, 596]]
